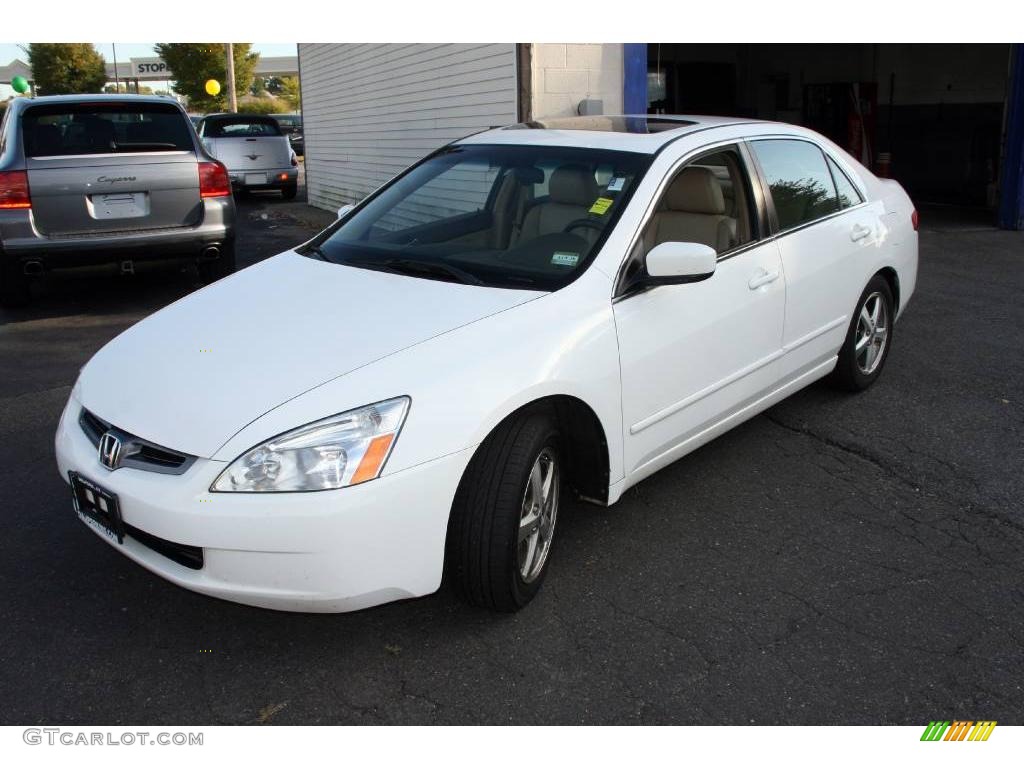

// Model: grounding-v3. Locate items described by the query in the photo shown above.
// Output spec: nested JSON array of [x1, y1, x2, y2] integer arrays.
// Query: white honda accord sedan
[[55, 115, 918, 613]]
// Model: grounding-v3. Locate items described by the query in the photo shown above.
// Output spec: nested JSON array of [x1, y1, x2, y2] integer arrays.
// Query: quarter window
[[826, 155, 863, 209], [752, 139, 839, 231]]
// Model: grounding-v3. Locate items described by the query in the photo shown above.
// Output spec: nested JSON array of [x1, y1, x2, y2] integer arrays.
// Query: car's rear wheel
[[831, 275, 894, 391], [281, 183, 298, 201], [446, 406, 562, 611], [197, 242, 237, 285], [0, 262, 31, 308]]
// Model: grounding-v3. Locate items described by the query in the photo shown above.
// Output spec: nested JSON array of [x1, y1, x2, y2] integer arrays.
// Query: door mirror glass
[[645, 241, 717, 284], [337, 203, 355, 220]]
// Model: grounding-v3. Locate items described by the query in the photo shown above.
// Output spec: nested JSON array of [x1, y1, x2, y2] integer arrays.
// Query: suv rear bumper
[[0, 198, 235, 270]]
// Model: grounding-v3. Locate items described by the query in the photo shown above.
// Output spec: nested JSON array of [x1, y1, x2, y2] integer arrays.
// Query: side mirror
[[644, 241, 717, 285], [337, 203, 355, 220]]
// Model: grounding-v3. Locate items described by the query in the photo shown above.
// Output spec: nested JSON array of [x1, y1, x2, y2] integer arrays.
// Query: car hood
[[77, 251, 541, 458]]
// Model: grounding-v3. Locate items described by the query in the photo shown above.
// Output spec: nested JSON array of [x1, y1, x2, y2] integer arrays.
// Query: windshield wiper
[[302, 243, 329, 261], [377, 258, 485, 286]]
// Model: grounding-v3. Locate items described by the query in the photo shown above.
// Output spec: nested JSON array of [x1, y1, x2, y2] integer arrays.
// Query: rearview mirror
[[644, 241, 717, 285], [337, 204, 355, 220]]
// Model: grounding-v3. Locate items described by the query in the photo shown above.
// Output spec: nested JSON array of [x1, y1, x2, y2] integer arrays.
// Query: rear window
[[203, 117, 282, 138], [22, 102, 194, 157]]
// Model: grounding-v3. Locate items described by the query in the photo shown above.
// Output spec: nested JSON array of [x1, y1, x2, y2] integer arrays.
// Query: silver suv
[[0, 94, 236, 307]]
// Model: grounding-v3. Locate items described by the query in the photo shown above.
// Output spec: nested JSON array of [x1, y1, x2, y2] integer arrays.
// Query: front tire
[[831, 275, 894, 391], [447, 407, 562, 611]]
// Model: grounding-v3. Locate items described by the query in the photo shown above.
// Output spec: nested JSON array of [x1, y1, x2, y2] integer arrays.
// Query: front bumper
[[228, 167, 297, 190], [54, 395, 472, 612]]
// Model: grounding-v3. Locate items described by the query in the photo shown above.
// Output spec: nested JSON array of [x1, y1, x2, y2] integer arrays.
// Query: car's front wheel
[[831, 274, 895, 391], [447, 406, 562, 611]]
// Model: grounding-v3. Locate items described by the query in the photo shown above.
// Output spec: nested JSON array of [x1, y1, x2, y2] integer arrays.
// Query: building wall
[[529, 44, 623, 120], [299, 44, 518, 212]]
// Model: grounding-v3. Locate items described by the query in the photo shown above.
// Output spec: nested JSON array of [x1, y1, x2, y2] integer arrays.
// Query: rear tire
[[281, 183, 298, 201], [446, 407, 562, 612], [830, 275, 894, 391], [197, 242, 237, 285], [0, 262, 31, 308]]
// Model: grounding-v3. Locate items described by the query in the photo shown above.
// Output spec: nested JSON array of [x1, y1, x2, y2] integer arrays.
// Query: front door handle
[[851, 223, 872, 242], [748, 269, 780, 290]]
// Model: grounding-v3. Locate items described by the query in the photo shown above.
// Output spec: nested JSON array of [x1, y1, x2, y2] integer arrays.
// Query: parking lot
[[1, 187, 1022, 725]]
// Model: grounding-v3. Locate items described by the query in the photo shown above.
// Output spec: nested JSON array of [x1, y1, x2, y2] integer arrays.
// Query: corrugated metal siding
[[299, 44, 518, 213]]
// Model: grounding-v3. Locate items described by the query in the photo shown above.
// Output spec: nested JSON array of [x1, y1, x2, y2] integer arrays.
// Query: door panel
[[773, 204, 884, 379], [748, 138, 886, 381], [614, 240, 785, 479]]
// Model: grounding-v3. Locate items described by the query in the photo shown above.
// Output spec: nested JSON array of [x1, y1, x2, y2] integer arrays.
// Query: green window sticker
[[551, 252, 580, 267]]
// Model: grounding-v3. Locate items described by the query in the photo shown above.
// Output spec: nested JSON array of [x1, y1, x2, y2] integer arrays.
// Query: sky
[[0, 42, 296, 98]]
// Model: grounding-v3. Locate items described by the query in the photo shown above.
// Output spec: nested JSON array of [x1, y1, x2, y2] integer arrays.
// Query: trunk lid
[[204, 136, 293, 172], [21, 100, 202, 237], [27, 152, 202, 236]]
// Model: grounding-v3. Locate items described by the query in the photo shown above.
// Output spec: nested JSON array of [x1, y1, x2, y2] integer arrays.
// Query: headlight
[[211, 397, 410, 492]]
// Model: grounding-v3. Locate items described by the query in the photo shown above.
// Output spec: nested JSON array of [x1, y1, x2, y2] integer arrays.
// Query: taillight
[[198, 161, 231, 198], [291, 155, 298, 167], [911, 208, 919, 231], [0, 170, 31, 209]]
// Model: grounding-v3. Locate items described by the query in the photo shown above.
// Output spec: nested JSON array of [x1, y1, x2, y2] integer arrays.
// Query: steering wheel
[[561, 218, 604, 236]]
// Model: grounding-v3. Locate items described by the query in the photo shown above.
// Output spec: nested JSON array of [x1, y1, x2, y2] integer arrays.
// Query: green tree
[[277, 76, 301, 110], [25, 43, 107, 95], [154, 43, 259, 112]]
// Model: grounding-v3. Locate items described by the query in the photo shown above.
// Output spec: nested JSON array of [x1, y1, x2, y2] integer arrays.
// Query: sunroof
[[501, 116, 698, 134]]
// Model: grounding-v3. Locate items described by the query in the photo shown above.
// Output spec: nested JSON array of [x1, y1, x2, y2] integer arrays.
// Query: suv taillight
[[198, 161, 231, 198], [0, 170, 31, 209], [911, 208, 919, 231]]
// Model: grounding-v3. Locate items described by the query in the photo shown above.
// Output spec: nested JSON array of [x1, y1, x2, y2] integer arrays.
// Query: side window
[[751, 139, 839, 231], [645, 145, 757, 254], [619, 145, 758, 293], [826, 155, 863, 209]]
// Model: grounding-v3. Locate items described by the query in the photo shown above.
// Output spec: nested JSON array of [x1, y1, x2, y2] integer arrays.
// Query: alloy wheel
[[855, 291, 889, 375], [517, 448, 559, 584]]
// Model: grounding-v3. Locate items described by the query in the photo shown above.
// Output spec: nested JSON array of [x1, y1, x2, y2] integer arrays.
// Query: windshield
[[303, 144, 651, 291]]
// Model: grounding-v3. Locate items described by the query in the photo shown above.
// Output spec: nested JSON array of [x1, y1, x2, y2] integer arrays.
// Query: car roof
[[13, 93, 182, 107], [202, 113, 279, 120], [457, 114, 771, 154]]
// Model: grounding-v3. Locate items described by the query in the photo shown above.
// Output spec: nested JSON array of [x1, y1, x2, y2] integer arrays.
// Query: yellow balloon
[[204, 79, 221, 96]]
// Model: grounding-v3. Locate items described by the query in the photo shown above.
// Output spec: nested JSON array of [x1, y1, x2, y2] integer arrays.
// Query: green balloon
[[11, 75, 29, 94]]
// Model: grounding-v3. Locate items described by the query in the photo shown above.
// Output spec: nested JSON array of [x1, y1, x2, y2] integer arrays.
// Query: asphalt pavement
[[1, 192, 1022, 725]]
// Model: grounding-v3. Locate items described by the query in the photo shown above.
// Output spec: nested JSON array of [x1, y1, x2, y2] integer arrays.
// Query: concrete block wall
[[529, 44, 623, 120]]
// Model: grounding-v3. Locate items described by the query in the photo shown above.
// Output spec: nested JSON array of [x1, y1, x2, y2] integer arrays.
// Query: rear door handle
[[851, 224, 872, 242], [748, 270, 780, 290]]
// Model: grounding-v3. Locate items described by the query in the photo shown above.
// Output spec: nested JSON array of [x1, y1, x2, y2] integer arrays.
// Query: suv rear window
[[22, 102, 194, 157], [202, 116, 282, 138]]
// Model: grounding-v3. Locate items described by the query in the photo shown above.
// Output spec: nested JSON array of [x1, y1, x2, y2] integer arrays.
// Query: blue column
[[999, 44, 1024, 230], [623, 44, 648, 115]]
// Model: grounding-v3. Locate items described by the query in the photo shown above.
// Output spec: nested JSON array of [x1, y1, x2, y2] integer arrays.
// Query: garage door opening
[[643, 44, 1012, 215]]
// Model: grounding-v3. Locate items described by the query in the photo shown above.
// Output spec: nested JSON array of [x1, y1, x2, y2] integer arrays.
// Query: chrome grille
[[78, 408, 197, 475]]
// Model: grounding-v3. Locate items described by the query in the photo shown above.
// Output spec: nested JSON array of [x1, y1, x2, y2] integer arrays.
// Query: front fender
[[212, 268, 625, 489]]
